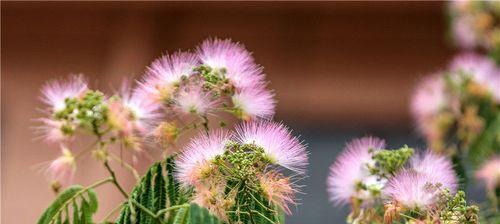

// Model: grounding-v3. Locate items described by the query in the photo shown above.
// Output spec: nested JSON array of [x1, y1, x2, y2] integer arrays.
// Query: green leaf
[[37, 185, 98, 224], [468, 112, 500, 167]]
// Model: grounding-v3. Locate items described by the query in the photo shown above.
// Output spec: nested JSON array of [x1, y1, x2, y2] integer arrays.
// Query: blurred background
[[2, 1, 481, 223]]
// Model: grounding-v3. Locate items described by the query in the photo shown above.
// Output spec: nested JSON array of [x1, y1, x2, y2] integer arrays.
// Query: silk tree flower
[[410, 150, 458, 193], [410, 74, 451, 143], [327, 137, 386, 205], [259, 171, 296, 214], [384, 170, 443, 210], [175, 130, 231, 187], [40, 74, 88, 113], [35, 118, 75, 143], [196, 38, 265, 90], [174, 85, 217, 115], [139, 51, 198, 102], [476, 156, 500, 190], [449, 53, 500, 102], [47, 146, 76, 188], [231, 86, 275, 120], [107, 84, 162, 151], [234, 120, 308, 174]]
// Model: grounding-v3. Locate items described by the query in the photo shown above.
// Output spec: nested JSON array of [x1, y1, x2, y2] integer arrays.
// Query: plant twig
[[103, 160, 129, 198]]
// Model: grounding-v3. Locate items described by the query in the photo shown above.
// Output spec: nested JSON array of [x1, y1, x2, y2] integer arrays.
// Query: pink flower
[[234, 120, 308, 174], [47, 146, 76, 186], [451, 16, 477, 49], [384, 170, 442, 210], [174, 85, 217, 115], [231, 86, 275, 120], [327, 137, 386, 205], [35, 118, 74, 143], [409, 150, 458, 193], [139, 51, 198, 102], [196, 38, 265, 90], [410, 74, 450, 140], [175, 130, 231, 187], [40, 74, 88, 113], [449, 53, 500, 102], [476, 156, 500, 190], [259, 171, 297, 214], [410, 74, 447, 122]]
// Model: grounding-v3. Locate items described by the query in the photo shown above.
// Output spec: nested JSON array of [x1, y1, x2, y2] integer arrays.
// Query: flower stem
[[103, 160, 129, 198]]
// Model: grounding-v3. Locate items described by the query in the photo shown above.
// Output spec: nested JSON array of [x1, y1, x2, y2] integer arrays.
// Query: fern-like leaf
[[37, 185, 98, 224]]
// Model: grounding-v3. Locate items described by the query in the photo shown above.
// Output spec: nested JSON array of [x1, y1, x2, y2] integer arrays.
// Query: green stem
[[155, 204, 190, 217], [130, 200, 166, 224], [100, 201, 125, 223], [103, 160, 129, 198]]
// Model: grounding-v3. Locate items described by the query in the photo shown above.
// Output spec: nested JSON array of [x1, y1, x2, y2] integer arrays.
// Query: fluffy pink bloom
[[47, 147, 76, 186], [410, 150, 458, 193], [139, 51, 198, 102], [410, 74, 447, 122], [327, 137, 386, 205], [231, 87, 275, 120], [451, 16, 477, 49], [234, 120, 308, 174], [196, 38, 265, 90], [40, 74, 88, 112], [174, 85, 217, 115], [35, 118, 74, 143], [109, 83, 162, 134], [449, 53, 500, 102], [476, 156, 500, 190], [175, 130, 231, 187], [384, 170, 442, 210]]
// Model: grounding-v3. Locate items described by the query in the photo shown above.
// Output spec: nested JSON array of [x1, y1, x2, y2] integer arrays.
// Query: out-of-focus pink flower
[[410, 74, 449, 141], [47, 146, 76, 186], [40, 74, 88, 113], [196, 38, 265, 90], [259, 171, 296, 214], [410, 150, 458, 193], [231, 87, 275, 121], [449, 53, 500, 102], [175, 130, 230, 187], [234, 120, 308, 174], [174, 85, 217, 115], [451, 16, 477, 49], [476, 156, 500, 190], [327, 137, 386, 205], [384, 170, 442, 210], [35, 118, 74, 143], [139, 52, 198, 102], [411, 74, 447, 122]]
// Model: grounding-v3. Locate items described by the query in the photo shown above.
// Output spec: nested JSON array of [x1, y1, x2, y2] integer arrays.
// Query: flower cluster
[[175, 120, 308, 221], [327, 137, 476, 223], [449, 0, 500, 62], [36, 38, 276, 191], [410, 53, 499, 153]]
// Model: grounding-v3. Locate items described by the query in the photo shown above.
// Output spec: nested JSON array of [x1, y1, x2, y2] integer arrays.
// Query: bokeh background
[[2, 2, 484, 223]]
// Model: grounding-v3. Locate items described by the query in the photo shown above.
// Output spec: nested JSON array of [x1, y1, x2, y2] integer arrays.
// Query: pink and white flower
[[196, 38, 265, 90], [47, 146, 76, 186], [476, 156, 500, 190], [384, 170, 442, 210], [174, 85, 217, 115], [139, 51, 198, 102], [231, 87, 275, 121], [409, 150, 458, 193], [40, 74, 88, 113], [327, 137, 386, 205], [234, 120, 308, 174], [175, 130, 231, 187], [449, 53, 500, 102], [35, 118, 74, 143]]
